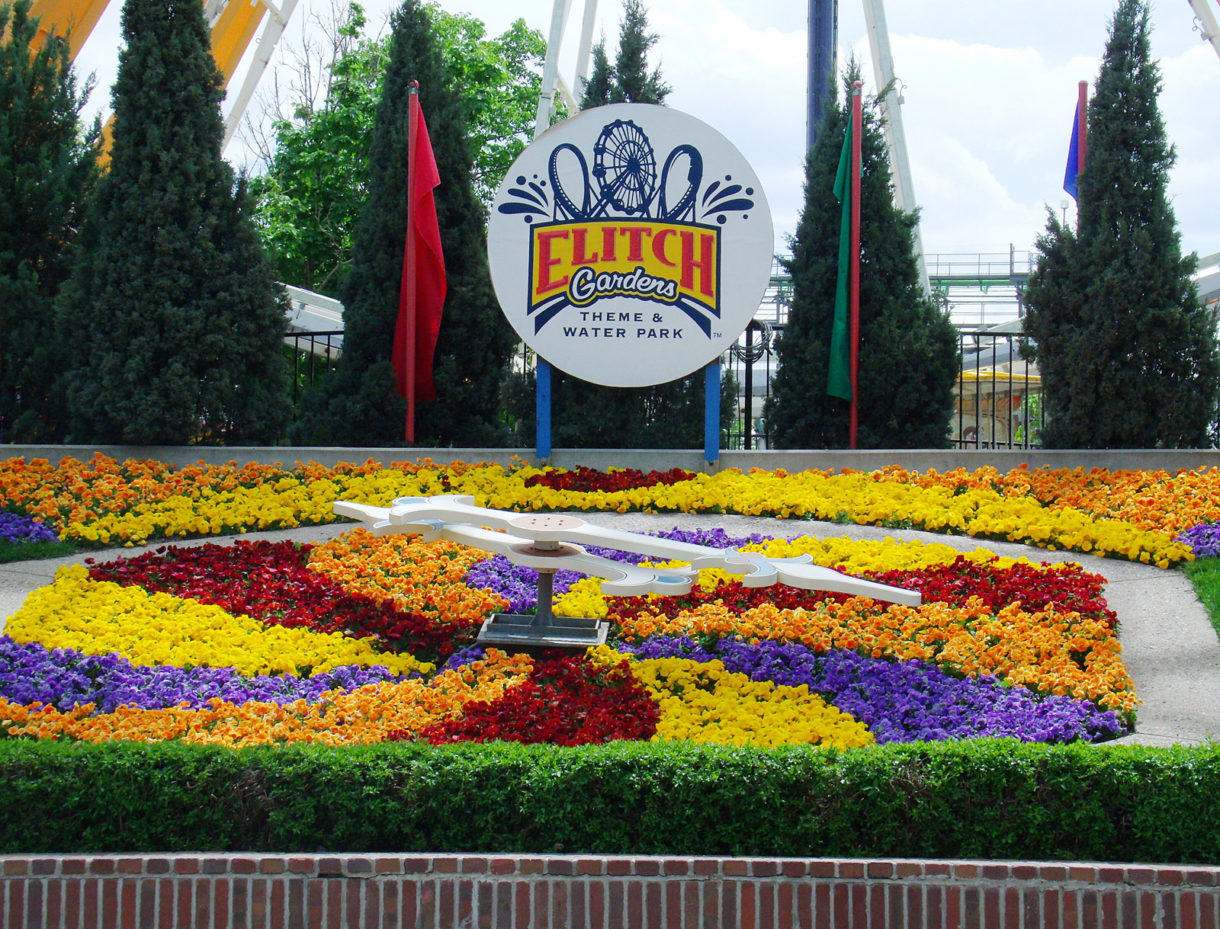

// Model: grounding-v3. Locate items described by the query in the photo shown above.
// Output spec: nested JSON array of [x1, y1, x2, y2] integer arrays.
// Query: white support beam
[[534, 0, 573, 138], [534, 0, 599, 138], [572, 0, 599, 106], [862, 0, 930, 297], [1187, 0, 1220, 62], [222, 0, 298, 151]]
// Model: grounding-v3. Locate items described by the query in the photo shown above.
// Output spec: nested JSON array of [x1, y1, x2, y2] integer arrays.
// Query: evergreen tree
[[577, 0, 669, 110], [578, 39, 614, 109], [609, 0, 670, 105], [765, 68, 958, 449], [56, 0, 289, 444], [1023, 0, 1219, 448], [525, 0, 730, 450], [292, 0, 516, 446], [0, 0, 99, 441]]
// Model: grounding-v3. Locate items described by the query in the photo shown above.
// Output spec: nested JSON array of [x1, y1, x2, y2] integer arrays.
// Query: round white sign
[[487, 103, 773, 387]]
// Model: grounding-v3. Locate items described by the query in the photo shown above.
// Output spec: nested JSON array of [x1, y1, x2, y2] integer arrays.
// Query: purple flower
[[1175, 522, 1220, 558], [648, 527, 775, 549], [0, 513, 59, 545], [616, 636, 1127, 744], [0, 636, 415, 714], [441, 644, 488, 671]]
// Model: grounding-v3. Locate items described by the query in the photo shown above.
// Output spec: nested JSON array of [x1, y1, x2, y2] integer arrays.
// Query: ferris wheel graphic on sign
[[488, 104, 773, 389], [546, 119, 695, 221], [506, 119, 752, 228], [592, 119, 660, 216]]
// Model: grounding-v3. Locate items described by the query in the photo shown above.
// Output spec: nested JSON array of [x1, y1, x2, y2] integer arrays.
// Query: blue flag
[[1063, 99, 1081, 201]]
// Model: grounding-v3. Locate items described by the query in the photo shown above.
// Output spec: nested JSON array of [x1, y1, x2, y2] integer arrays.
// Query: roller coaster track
[[1187, 0, 1220, 61], [21, 0, 297, 153]]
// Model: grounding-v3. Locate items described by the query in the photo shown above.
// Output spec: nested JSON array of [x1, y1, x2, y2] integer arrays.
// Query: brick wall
[[3, 854, 1219, 928]]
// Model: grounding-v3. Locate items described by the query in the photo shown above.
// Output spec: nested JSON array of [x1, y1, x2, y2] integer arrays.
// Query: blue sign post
[[536, 357, 552, 460], [704, 361, 720, 464], [489, 104, 772, 467]]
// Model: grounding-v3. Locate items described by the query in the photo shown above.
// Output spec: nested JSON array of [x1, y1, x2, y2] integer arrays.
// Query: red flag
[[393, 87, 446, 435]]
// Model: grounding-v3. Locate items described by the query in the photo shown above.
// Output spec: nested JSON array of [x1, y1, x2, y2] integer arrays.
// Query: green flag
[[828, 109, 854, 401]]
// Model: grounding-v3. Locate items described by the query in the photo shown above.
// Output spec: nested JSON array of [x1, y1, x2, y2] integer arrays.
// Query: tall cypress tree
[[56, 0, 289, 444], [292, 0, 516, 446], [577, 0, 668, 110], [1023, 0, 1219, 448], [765, 68, 957, 449], [0, 0, 99, 441], [608, 0, 670, 105], [579, 40, 614, 109]]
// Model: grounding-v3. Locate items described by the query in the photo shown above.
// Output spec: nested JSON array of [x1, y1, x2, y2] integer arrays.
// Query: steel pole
[[807, 0, 839, 150]]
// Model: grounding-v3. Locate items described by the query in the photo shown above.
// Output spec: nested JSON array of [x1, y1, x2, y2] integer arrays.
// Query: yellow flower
[[628, 655, 873, 748], [6, 565, 433, 677]]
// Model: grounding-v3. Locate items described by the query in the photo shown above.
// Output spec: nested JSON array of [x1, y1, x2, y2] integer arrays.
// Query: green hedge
[[3, 739, 1219, 863]]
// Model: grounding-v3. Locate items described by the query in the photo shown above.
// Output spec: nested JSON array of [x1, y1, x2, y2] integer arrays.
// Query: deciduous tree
[[250, 3, 545, 298], [247, 3, 384, 294]]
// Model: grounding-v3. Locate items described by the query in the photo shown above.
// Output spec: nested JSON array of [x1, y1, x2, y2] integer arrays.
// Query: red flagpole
[[849, 81, 863, 449], [404, 82, 420, 443]]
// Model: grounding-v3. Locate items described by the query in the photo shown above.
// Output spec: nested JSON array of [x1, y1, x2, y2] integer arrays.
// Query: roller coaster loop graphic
[[495, 115, 766, 339], [497, 118, 756, 226]]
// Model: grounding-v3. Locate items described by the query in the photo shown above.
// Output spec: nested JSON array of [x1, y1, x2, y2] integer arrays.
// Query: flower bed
[[1, 455, 1215, 565], [0, 515, 1132, 748], [13, 456, 1220, 751]]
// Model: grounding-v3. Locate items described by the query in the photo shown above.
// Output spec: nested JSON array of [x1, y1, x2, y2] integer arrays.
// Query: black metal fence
[[288, 325, 1043, 451], [720, 323, 1043, 451], [723, 320, 779, 450], [954, 329, 1042, 450], [285, 330, 343, 404]]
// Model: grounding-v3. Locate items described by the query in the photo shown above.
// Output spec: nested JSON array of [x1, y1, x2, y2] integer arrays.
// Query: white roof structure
[[283, 284, 343, 358], [283, 284, 343, 333], [1197, 252, 1220, 309]]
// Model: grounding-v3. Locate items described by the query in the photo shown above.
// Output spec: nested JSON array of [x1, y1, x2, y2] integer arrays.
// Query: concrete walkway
[[2, 514, 1217, 747]]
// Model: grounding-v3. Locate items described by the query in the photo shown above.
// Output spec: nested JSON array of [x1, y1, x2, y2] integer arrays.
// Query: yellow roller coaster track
[[20, 0, 297, 156]]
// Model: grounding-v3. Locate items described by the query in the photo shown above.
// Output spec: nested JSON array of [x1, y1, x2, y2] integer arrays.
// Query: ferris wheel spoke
[[593, 119, 659, 216]]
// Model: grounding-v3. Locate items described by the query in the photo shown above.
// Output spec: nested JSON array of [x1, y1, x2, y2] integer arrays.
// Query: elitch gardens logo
[[488, 103, 773, 388]]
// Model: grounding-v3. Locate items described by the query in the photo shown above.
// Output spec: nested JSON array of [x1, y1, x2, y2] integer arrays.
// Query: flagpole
[[405, 82, 420, 444], [849, 81, 862, 449], [1075, 79, 1087, 229], [1076, 80, 1087, 175]]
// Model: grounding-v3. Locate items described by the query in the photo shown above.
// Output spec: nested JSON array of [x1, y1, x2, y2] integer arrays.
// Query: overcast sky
[[73, 0, 1220, 262]]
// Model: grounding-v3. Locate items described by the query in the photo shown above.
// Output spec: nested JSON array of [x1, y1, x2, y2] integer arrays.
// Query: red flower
[[412, 652, 660, 746], [86, 541, 474, 660], [867, 556, 1117, 628], [523, 466, 697, 493], [607, 555, 1115, 630]]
